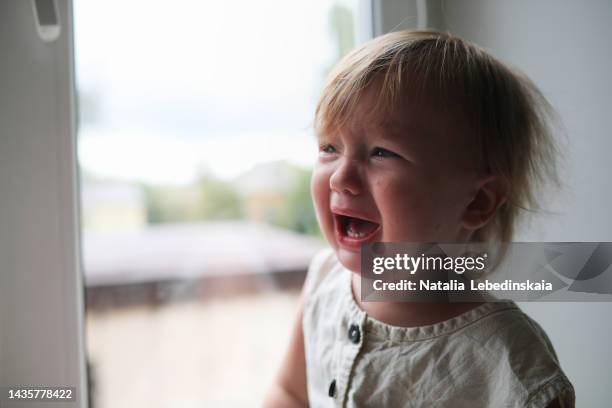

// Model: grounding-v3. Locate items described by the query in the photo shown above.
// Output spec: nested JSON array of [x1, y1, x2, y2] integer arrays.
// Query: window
[[74, 0, 358, 405]]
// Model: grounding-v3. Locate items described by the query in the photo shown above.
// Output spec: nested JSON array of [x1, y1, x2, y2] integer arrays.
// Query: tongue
[[346, 217, 379, 235]]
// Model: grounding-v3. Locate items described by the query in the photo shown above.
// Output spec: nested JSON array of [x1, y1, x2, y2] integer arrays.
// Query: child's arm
[[262, 294, 308, 408]]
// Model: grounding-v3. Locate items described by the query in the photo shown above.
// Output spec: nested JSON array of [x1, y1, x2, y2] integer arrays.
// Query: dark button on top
[[328, 379, 336, 397], [348, 324, 361, 344]]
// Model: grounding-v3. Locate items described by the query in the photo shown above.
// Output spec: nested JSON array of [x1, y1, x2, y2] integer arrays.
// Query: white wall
[[0, 0, 88, 406]]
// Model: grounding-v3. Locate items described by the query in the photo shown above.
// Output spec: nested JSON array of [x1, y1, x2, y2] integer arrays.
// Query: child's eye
[[319, 143, 337, 154], [372, 147, 398, 158]]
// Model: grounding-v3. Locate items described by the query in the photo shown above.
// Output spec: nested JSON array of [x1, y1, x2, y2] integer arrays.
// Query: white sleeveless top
[[302, 249, 575, 408]]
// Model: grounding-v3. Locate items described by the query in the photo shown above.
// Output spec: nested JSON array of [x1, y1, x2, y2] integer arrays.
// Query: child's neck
[[351, 273, 484, 327]]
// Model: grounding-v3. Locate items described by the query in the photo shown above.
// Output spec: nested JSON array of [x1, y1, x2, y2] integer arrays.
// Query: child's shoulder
[[453, 302, 575, 407], [302, 248, 341, 299], [460, 301, 560, 366]]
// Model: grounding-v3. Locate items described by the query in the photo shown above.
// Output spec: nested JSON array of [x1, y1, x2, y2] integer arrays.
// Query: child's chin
[[336, 248, 362, 274]]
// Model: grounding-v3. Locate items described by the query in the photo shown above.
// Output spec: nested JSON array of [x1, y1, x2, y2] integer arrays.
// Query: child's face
[[311, 86, 483, 273]]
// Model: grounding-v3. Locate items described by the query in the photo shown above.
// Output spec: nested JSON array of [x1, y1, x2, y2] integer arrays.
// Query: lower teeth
[[342, 216, 379, 239], [347, 229, 366, 238]]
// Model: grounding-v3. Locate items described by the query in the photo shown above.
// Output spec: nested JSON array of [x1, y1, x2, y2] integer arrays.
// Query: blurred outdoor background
[[74, 0, 357, 406]]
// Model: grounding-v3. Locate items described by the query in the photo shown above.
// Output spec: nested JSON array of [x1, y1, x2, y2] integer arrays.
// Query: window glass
[[74, 0, 357, 406]]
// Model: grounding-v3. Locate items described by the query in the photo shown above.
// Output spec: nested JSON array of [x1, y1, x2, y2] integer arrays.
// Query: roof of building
[[83, 220, 326, 286]]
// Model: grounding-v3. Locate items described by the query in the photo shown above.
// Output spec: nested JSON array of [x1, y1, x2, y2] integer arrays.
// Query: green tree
[[284, 168, 321, 237], [142, 184, 201, 224], [142, 175, 244, 224], [196, 176, 244, 220]]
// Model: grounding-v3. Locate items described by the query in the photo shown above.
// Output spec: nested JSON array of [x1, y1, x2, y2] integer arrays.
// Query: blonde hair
[[315, 30, 562, 243]]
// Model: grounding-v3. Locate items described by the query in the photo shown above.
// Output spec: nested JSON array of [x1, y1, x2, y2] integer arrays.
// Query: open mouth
[[334, 214, 381, 245]]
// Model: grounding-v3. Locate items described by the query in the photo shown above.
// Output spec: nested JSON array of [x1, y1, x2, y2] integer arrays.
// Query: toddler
[[264, 30, 575, 407]]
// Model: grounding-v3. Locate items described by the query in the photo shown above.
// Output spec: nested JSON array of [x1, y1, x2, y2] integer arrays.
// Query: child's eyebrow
[[315, 132, 337, 142], [377, 121, 430, 141]]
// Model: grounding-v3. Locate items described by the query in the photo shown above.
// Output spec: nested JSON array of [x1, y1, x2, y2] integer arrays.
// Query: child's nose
[[329, 157, 363, 196]]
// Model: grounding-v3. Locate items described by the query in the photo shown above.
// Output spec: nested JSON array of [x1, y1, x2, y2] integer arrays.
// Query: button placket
[[334, 315, 366, 407]]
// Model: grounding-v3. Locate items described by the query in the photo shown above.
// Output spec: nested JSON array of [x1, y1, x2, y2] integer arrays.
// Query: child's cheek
[[310, 167, 334, 240], [373, 174, 433, 240], [372, 173, 422, 206], [310, 166, 328, 207]]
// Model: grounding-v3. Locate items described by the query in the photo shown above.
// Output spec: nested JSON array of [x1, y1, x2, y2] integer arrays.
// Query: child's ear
[[461, 175, 509, 230]]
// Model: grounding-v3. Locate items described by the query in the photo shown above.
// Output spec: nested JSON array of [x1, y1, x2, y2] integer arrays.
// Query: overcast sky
[[74, 0, 353, 184]]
